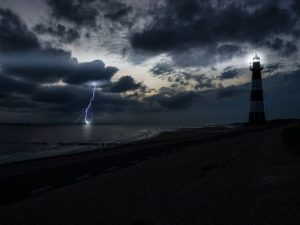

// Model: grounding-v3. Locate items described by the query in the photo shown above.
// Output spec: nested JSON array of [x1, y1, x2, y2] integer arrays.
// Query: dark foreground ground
[[0, 122, 300, 225]]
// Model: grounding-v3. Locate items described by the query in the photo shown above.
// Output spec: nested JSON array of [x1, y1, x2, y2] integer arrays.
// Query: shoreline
[[0, 119, 297, 179], [0, 125, 173, 166], [0, 125, 237, 178], [0, 125, 237, 167]]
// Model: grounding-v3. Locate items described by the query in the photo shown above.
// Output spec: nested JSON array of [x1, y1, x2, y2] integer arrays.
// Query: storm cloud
[[1, 50, 118, 85], [0, 7, 118, 85], [102, 76, 143, 93], [219, 67, 241, 80], [130, 0, 299, 67], [131, 0, 297, 51], [34, 23, 80, 44], [0, 8, 40, 52], [47, 0, 99, 27]]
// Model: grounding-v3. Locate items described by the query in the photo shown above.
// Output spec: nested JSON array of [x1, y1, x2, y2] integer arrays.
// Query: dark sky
[[0, 0, 299, 124]]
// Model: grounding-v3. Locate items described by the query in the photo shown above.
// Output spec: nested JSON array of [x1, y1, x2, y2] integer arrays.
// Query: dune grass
[[281, 125, 300, 150]]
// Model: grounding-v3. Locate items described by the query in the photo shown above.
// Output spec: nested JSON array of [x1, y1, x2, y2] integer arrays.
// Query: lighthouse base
[[249, 112, 265, 125]]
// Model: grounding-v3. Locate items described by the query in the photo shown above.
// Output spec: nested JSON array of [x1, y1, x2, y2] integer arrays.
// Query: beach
[[0, 122, 299, 225]]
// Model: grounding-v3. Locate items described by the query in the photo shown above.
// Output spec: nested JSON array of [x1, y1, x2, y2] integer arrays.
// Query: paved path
[[0, 126, 299, 225]]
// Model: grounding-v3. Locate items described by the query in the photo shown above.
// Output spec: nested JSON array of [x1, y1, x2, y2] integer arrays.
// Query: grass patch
[[281, 125, 300, 150]]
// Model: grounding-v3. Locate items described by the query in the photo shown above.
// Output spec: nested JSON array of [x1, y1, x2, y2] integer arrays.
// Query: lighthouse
[[249, 54, 266, 125]]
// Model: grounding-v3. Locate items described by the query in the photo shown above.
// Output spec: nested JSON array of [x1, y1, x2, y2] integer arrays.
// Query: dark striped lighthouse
[[249, 54, 265, 125]]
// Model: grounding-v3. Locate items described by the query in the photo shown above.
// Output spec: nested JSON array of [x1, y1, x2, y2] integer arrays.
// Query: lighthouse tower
[[249, 54, 265, 125]]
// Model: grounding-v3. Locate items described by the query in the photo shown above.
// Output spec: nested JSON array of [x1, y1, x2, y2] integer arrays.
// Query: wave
[[0, 128, 169, 165]]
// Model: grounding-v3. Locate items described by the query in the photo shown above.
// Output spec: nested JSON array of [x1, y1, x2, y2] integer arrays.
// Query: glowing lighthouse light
[[245, 51, 265, 66], [253, 53, 260, 62]]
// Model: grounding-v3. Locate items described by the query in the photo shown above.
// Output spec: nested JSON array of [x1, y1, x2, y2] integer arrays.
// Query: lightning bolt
[[74, 82, 99, 124], [84, 85, 96, 124]]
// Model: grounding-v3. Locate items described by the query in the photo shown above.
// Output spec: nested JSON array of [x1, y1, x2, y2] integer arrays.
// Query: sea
[[0, 124, 177, 165]]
